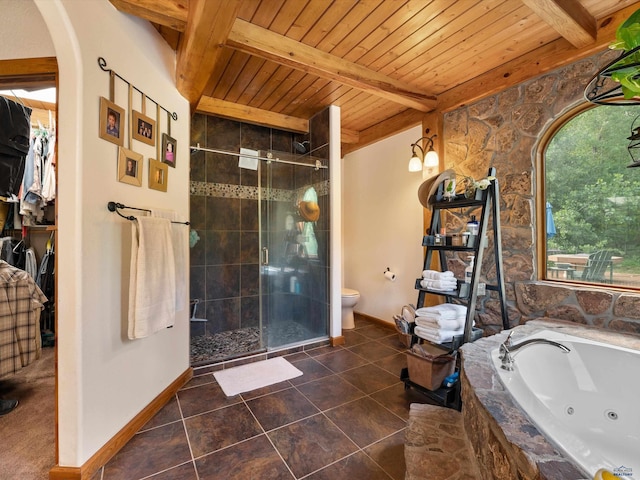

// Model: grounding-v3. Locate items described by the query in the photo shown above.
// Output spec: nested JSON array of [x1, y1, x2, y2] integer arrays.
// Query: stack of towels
[[419, 270, 457, 291], [413, 303, 469, 344]]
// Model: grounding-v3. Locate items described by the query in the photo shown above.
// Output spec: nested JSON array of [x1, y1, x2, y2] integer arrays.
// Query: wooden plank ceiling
[[110, 0, 640, 154]]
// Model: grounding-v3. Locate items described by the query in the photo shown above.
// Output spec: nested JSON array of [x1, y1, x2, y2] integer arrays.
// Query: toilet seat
[[342, 288, 359, 297]]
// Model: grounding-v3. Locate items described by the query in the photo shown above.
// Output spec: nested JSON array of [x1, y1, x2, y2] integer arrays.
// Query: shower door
[[259, 157, 329, 350]]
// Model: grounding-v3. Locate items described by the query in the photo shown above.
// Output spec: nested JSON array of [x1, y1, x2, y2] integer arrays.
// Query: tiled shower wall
[[189, 109, 330, 340]]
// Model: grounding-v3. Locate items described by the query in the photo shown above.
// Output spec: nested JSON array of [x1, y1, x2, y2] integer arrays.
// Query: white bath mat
[[214, 357, 303, 397]]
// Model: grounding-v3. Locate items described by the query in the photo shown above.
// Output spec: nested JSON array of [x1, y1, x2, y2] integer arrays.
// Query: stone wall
[[442, 48, 640, 336]]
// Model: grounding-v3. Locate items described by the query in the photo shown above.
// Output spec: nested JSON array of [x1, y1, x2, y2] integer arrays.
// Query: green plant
[[609, 8, 640, 98], [462, 175, 495, 190]]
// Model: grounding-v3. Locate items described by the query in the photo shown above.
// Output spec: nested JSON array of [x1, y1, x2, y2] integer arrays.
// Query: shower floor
[[190, 321, 325, 366]]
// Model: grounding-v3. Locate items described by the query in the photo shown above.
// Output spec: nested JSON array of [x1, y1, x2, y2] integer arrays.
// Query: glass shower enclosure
[[189, 118, 330, 366], [259, 152, 330, 351]]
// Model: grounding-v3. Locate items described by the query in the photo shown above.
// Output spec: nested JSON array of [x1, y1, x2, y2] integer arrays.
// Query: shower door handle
[[262, 247, 269, 265]]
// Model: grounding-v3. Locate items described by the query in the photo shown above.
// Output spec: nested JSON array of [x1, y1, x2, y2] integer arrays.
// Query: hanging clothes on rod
[[20, 125, 54, 226], [0, 96, 32, 200], [0, 236, 26, 270], [36, 232, 55, 346], [41, 115, 56, 204]]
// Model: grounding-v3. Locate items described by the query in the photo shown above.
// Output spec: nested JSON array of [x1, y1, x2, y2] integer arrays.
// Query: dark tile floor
[[94, 318, 435, 480]]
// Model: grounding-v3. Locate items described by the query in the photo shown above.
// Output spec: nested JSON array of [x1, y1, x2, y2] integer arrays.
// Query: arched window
[[541, 103, 640, 289]]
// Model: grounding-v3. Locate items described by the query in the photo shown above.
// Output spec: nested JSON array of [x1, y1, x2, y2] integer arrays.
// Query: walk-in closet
[[0, 69, 58, 477]]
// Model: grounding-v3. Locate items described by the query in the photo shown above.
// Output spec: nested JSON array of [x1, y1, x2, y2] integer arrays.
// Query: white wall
[[0, 0, 55, 60], [3, 0, 190, 466], [342, 126, 424, 324]]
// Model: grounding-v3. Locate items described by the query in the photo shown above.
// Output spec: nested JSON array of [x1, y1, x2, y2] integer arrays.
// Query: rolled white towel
[[414, 325, 463, 344], [437, 304, 467, 315], [454, 315, 465, 328], [426, 280, 457, 288], [422, 270, 455, 280], [415, 324, 463, 336], [419, 279, 457, 290], [415, 316, 460, 330], [415, 331, 455, 344], [415, 306, 459, 319]]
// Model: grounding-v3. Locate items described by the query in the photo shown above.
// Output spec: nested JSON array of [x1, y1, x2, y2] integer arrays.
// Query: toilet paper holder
[[383, 267, 396, 281]]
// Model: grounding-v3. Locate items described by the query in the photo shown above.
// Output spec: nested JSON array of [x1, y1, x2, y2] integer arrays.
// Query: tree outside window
[[544, 104, 640, 288]]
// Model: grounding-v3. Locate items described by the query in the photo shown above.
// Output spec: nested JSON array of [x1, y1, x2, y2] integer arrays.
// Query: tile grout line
[[240, 391, 298, 479], [175, 392, 202, 480], [125, 323, 407, 479]]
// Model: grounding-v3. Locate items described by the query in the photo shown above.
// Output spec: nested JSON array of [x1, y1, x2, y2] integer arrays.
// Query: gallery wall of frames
[[97, 57, 177, 193]]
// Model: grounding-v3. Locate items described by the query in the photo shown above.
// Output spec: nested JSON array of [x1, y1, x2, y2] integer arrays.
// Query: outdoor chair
[[573, 250, 616, 283]]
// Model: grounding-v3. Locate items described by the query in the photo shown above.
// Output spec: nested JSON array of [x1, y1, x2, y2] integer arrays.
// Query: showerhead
[[293, 140, 310, 154]]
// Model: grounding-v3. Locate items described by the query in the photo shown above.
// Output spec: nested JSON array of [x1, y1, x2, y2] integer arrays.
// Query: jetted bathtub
[[491, 329, 639, 479]]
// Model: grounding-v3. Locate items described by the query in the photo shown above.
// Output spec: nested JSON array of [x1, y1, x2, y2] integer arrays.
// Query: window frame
[[536, 101, 639, 291]]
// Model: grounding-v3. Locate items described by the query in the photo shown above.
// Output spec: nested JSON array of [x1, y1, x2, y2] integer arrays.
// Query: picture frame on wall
[[99, 97, 125, 146], [149, 158, 168, 192], [132, 110, 156, 146], [161, 133, 177, 168], [117, 147, 142, 187]]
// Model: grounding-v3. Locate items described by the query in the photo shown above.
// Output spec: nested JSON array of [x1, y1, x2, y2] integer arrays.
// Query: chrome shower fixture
[[293, 140, 310, 154]]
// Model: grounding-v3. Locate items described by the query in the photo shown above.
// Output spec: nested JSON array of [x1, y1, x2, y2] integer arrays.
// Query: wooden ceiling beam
[[342, 109, 424, 155], [197, 96, 361, 145], [341, 128, 360, 145], [109, 0, 188, 32], [176, 0, 242, 111], [226, 18, 437, 112], [196, 97, 309, 133], [521, 0, 596, 48], [438, 3, 636, 113]]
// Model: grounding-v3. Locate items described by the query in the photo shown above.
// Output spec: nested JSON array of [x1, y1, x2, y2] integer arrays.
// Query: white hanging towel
[[151, 208, 188, 312], [128, 216, 176, 339]]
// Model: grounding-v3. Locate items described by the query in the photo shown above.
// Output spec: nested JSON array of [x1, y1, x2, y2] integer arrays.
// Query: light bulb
[[424, 150, 439, 167], [408, 155, 423, 172]]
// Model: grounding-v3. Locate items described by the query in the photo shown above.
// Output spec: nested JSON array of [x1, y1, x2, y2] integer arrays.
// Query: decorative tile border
[[190, 180, 330, 201]]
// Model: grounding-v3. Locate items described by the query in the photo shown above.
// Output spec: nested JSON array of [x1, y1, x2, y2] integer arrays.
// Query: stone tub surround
[[516, 282, 640, 335], [459, 319, 640, 479], [405, 403, 482, 480]]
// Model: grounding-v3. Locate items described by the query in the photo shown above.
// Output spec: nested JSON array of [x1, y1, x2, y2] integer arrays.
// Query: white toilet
[[341, 288, 360, 329]]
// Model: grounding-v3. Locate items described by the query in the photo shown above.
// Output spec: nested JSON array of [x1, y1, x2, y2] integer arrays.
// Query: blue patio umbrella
[[546, 202, 557, 239]]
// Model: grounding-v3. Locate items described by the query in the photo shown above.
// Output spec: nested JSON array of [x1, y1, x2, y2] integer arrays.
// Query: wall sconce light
[[408, 128, 439, 172]]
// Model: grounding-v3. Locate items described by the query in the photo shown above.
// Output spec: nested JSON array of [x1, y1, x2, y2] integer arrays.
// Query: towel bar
[[107, 201, 189, 225]]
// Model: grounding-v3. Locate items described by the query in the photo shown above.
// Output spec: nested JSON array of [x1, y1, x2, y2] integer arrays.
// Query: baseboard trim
[[354, 311, 394, 329], [49, 367, 193, 480], [330, 335, 345, 346]]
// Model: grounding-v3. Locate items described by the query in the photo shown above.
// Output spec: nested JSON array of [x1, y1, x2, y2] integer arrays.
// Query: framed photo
[[99, 97, 124, 146], [149, 158, 168, 192], [161, 133, 177, 168], [132, 110, 156, 146], [117, 147, 142, 187]]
